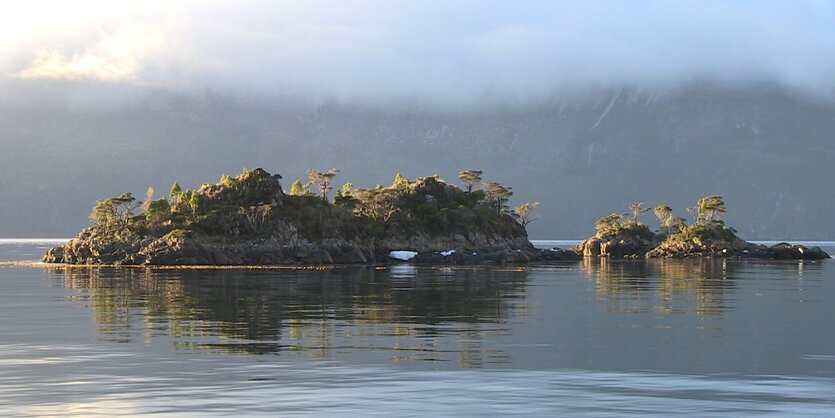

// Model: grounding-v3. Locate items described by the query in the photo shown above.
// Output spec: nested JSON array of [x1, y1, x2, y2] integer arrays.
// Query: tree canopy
[[458, 169, 483, 193], [307, 168, 339, 201]]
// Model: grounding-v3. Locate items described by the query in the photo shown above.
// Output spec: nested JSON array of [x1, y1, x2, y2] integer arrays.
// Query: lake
[[1, 239, 834, 416]]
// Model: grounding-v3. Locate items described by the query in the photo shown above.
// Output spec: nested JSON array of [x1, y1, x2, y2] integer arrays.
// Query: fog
[[2, 2, 835, 239], [2, 1, 835, 107]]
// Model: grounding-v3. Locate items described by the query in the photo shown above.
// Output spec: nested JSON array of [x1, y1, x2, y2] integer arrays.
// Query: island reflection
[[581, 258, 818, 317], [44, 259, 818, 366], [46, 265, 530, 366]]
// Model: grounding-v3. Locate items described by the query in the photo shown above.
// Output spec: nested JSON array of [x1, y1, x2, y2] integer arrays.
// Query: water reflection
[[582, 258, 737, 317], [45, 266, 529, 366], [581, 258, 823, 317]]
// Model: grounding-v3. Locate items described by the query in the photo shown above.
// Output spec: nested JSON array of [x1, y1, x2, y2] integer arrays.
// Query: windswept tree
[[696, 195, 726, 224], [482, 181, 513, 214], [628, 202, 650, 224], [89, 192, 139, 231], [458, 169, 483, 193], [352, 186, 400, 221], [112, 192, 139, 224], [307, 168, 339, 201], [513, 202, 540, 228]]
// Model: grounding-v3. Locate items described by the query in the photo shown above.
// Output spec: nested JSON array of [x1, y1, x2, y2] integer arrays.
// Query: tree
[[288, 179, 308, 196], [89, 198, 118, 231], [594, 213, 628, 237], [145, 198, 170, 224], [240, 204, 272, 233], [89, 192, 138, 231], [513, 202, 540, 228], [307, 168, 339, 201], [458, 169, 483, 193], [628, 202, 650, 224], [112, 192, 139, 224], [169, 182, 182, 205], [352, 186, 400, 221], [334, 182, 356, 207], [696, 195, 726, 224], [142, 187, 155, 212], [219, 173, 235, 187], [654, 204, 672, 232], [482, 181, 513, 214], [392, 172, 408, 188], [187, 191, 200, 215], [338, 182, 353, 196]]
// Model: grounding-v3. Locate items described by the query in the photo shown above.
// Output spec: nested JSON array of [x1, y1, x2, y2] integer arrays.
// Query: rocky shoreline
[[575, 234, 830, 260], [43, 233, 579, 266]]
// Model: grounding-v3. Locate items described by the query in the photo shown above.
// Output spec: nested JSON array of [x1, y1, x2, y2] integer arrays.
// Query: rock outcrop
[[576, 226, 829, 260], [575, 234, 654, 258], [645, 239, 829, 260]]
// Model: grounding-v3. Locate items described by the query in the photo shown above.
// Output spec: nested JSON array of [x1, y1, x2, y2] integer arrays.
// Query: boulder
[[576, 235, 653, 257]]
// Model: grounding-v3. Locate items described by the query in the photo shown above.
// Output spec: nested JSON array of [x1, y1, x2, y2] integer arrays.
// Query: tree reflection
[[581, 258, 738, 317], [44, 266, 529, 366]]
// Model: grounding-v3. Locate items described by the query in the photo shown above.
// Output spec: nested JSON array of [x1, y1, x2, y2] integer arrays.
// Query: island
[[43, 167, 578, 266], [576, 197, 830, 259]]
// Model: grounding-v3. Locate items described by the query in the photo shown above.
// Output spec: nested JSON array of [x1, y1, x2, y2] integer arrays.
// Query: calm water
[[2, 240, 835, 416]]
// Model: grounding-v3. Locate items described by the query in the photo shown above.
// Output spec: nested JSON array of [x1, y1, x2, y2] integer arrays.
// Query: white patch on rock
[[389, 250, 418, 261], [440, 250, 455, 256]]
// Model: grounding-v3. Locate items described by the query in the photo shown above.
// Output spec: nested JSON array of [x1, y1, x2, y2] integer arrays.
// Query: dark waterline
[[1, 241, 835, 415]]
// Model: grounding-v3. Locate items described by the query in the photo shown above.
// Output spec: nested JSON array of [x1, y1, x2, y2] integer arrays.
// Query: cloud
[[3, 0, 835, 106], [16, 26, 161, 83]]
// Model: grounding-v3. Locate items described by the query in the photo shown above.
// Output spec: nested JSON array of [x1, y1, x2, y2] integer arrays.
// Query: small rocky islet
[[575, 199, 829, 260], [43, 168, 576, 266], [43, 170, 828, 266]]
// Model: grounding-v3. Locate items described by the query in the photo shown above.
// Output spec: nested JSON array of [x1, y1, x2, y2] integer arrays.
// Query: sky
[[2, 0, 835, 107]]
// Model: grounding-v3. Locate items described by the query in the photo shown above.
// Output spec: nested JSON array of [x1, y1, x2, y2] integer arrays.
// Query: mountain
[[2, 82, 833, 239]]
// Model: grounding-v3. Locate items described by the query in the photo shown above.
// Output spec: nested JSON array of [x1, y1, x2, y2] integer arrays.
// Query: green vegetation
[[83, 167, 536, 247], [307, 168, 339, 201], [592, 195, 736, 244], [513, 202, 539, 228], [482, 181, 513, 215], [458, 169, 483, 193], [593, 212, 654, 240], [89, 192, 139, 236]]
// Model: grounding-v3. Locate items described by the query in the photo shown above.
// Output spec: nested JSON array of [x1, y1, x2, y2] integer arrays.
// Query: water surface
[[1, 240, 834, 416]]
